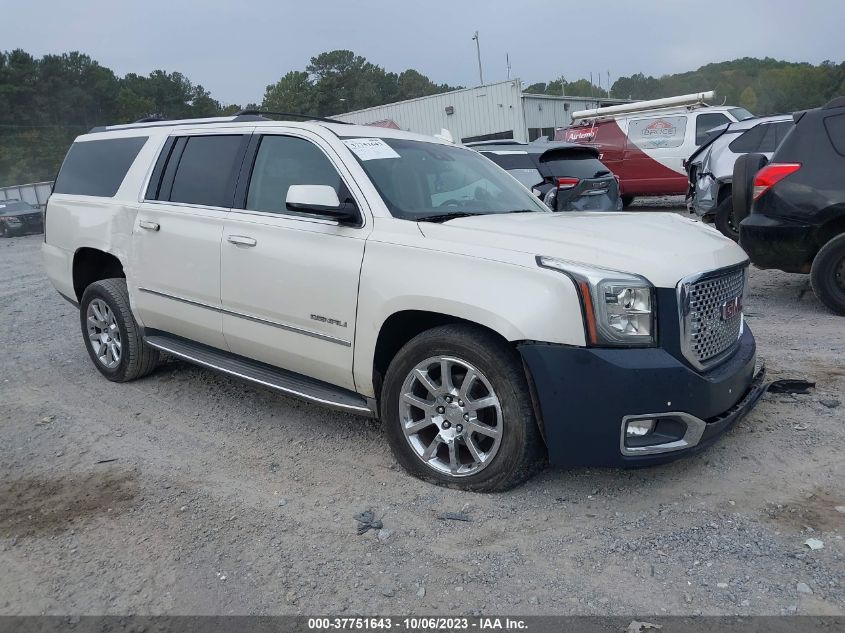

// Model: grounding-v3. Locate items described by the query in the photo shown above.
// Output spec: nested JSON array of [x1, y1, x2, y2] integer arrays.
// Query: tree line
[[2, 49, 843, 187], [0, 49, 458, 187], [526, 57, 845, 116]]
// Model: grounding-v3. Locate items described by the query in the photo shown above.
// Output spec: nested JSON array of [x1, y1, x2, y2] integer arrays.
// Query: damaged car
[[468, 141, 621, 211], [686, 115, 793, 239]]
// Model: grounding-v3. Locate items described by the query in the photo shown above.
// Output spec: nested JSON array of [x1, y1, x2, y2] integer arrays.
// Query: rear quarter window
[[823, 113, 845, 157], [53, 137, 148, 197]]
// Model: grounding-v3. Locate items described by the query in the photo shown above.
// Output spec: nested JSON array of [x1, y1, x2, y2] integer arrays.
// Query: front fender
[[352, 239, 585, 397]]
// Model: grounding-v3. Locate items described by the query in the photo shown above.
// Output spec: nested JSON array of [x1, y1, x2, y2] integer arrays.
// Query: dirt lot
[[1, 224, 842, 616]]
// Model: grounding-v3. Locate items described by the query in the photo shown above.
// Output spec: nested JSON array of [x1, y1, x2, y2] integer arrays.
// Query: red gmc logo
[[721, 296, 742, 321]]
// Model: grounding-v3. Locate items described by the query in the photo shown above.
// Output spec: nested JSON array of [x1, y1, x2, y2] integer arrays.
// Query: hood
[[417, 212, 747, 288]]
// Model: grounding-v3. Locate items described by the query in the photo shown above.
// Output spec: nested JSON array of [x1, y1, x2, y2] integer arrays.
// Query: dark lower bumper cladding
[[519, 328, 764, 467]]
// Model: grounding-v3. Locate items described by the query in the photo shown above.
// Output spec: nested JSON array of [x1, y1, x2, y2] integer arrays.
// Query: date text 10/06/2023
[[307, 617, 528, 630]]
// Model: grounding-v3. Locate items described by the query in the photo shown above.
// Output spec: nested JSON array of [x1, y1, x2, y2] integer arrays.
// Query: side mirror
[[286, 185, 358, 223]]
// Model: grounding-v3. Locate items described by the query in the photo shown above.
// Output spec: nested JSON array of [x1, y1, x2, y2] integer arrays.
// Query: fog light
[[626, 419, 655, 438]]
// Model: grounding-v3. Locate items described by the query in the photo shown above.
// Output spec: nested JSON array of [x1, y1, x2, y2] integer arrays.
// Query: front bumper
[[740, 213, 817, 273], [519, 327, 765, 468]]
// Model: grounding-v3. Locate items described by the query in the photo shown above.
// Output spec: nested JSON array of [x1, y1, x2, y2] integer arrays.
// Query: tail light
[[557, 177, 580, 190], [752, 163, 801, 201]]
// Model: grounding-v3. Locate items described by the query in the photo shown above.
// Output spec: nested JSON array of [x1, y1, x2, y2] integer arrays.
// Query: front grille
[[679, 265, 746, 370]]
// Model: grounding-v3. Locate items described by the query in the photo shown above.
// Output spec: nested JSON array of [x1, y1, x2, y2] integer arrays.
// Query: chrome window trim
[[137, 287, 351, 347], [676, 261, 748, 372]]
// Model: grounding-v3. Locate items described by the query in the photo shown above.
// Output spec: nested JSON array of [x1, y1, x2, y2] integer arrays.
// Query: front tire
[[80, 278, 160, 381], [810, 233, 845, 315], [381, 324, 545, 492]]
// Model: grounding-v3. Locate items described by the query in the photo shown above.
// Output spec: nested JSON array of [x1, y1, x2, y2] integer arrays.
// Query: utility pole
[[472, 31, 484, 86], [506, 52, 511, 80], [607, 71, 611, 97]]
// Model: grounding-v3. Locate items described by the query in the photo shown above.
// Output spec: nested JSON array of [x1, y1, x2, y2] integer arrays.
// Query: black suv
[[739, 97, 845, 314], [468, 141, 620, 211]]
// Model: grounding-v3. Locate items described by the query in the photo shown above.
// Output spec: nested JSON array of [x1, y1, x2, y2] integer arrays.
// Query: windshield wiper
[[416, 212, 485, 223]]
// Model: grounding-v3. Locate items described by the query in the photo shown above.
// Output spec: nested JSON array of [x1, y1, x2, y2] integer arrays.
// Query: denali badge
[[311, 314, 348, 328], [721, 296, 742, 321]]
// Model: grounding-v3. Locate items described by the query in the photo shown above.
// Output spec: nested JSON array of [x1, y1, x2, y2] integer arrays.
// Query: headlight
[[537, 256, 655, 346], [5, 216, 21, 224]]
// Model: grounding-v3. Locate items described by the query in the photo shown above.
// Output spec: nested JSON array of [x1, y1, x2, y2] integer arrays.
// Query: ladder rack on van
[[570, 91, 716, 124]]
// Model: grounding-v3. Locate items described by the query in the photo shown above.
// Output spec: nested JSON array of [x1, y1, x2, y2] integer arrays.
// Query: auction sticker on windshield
[[343, 138, 400, 161]]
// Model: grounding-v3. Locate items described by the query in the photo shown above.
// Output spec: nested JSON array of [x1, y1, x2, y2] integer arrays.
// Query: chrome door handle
[[139, 220, 160, 231], [227, 235, 257, 247]]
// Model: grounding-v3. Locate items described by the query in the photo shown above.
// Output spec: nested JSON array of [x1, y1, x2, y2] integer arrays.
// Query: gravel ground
[[0, 229, 842, 616]]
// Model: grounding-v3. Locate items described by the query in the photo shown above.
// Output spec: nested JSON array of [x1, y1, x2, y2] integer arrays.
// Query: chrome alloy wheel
[[86, 298, 122, 369], [399, 356, 502, 477]]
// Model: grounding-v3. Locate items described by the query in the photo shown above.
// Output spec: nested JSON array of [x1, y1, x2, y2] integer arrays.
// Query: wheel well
[[72, 248, 125, 301], [372, 310, 509, 403], [817, 215, 845, 250], [717, 182, 733, 204]]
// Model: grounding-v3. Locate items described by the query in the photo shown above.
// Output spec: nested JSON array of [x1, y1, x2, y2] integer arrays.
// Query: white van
[[557, 92, 754, 206]]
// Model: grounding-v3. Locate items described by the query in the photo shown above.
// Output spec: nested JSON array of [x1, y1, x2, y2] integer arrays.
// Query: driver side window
[[246, 135, 344, 215]]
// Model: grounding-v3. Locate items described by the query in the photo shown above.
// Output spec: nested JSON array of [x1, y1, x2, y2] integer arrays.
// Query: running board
[[144, 334, 375, 416]]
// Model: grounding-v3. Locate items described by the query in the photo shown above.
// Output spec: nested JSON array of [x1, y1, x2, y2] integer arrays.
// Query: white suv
[[43, 113, 766, 491]]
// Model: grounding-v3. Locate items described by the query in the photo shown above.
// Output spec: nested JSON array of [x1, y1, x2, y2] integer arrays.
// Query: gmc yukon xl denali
[[43, 113, 767, 491]]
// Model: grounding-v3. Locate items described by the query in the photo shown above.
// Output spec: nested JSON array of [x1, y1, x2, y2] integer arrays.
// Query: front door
[[220, 131, 371, 391], [131, 130, 250, 349]]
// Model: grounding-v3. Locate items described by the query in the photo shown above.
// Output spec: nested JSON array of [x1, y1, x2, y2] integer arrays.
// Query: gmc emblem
[[721, 296, 743, 321]]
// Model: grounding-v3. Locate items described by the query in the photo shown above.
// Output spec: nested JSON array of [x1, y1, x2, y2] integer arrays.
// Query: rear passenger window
[[54, 137, 148, 197], [729, 124, 767, 153], [695, 113, 730, 145], [823, 114, 845, 156], [168, 135, 245, 207], [246, 135, 343, 214]]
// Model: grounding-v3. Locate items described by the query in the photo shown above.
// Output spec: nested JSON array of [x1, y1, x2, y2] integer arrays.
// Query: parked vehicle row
[[43, 112, 764, 491]]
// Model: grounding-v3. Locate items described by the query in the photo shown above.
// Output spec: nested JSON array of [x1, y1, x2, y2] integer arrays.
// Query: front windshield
[[343, 137, 548, 221]]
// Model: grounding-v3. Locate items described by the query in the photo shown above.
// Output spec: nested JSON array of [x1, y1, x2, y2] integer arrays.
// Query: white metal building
[[333, 79, 632, 143]]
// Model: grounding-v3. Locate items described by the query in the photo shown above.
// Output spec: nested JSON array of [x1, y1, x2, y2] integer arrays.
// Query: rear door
[[220, 129, 371, 390], [131, 129, 251, 349]]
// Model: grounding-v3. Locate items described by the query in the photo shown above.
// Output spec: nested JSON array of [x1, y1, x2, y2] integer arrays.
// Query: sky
[[5, 0, 844, 106]]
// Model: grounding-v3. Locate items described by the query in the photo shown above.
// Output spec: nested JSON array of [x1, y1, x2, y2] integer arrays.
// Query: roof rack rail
[[233, 109, 350, 125], [134, 116, 166, 123]]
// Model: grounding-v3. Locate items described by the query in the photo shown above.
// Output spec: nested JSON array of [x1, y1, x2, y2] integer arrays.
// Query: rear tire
[[714, 194, 739, 241], [621, 195, 635, 209], [381, 324, 545, 492], [810, 233, 845, 315], [732, 153, 768, 224], [80, 278, 160, 382]]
